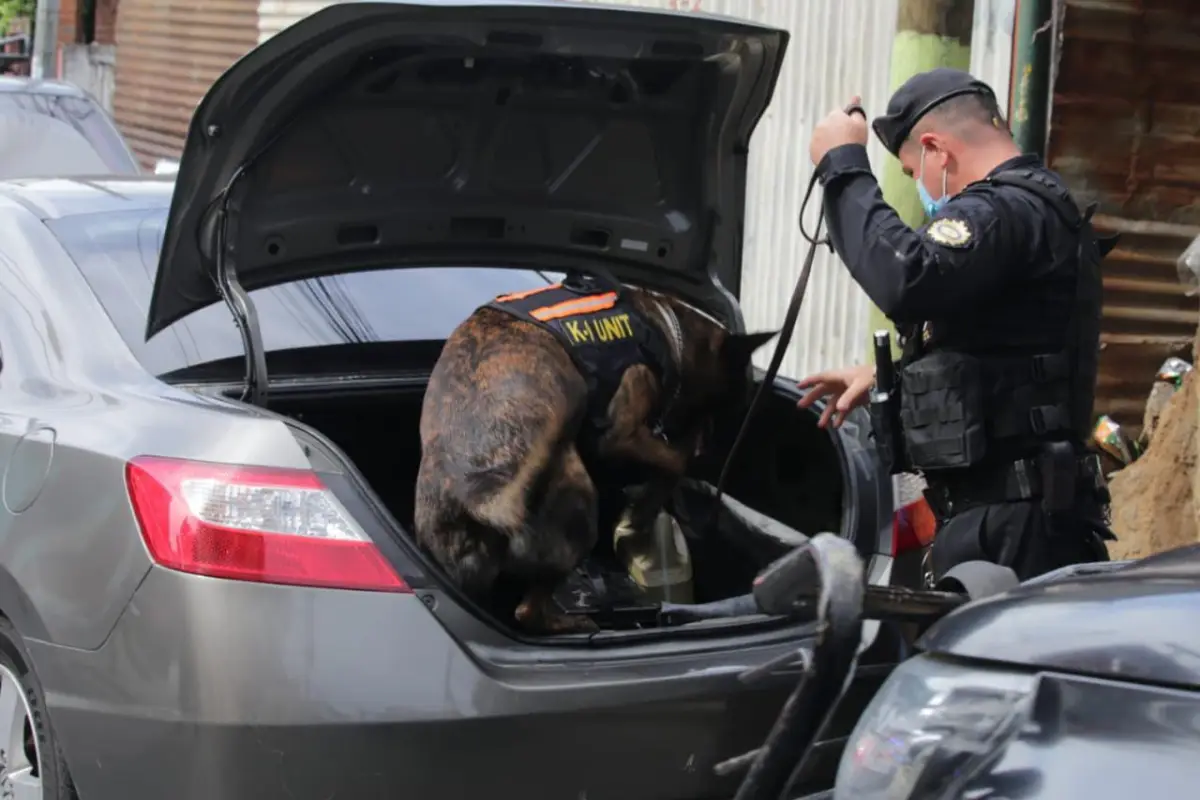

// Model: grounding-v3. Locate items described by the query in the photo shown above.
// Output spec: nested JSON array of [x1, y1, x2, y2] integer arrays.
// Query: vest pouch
[[868, 390, 908, 475], [899, 351, 988, 470]]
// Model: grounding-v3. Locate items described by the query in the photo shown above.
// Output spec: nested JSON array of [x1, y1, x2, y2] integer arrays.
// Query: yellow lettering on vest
[[563, 313, 635, 346], [616, 313, 634, 338], [564, 320, 589, 344]]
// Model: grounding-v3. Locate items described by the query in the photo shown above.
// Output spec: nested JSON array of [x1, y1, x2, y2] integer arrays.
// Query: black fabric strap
[[984, 169, 1082, 230], [983, 169, 1097, 441], [925, 455, 1104, 516]]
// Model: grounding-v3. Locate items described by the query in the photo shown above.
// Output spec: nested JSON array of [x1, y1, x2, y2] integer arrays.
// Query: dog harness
[[487, 271, 681, 439]]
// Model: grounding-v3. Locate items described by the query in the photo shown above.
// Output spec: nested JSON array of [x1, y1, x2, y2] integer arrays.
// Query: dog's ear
[[722, 330, 780, 367], [1097, 232, 1120, 259]]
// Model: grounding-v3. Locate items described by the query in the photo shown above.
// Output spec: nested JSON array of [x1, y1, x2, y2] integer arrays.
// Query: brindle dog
[[415, 285, 775, 633]]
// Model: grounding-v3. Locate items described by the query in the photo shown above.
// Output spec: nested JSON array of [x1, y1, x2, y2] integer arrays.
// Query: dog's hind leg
[[509, 446, 601, 634], [437, 520, 506, 604]]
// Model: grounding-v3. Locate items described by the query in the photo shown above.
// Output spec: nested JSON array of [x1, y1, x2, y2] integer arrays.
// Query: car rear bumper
[[26, 566, 875, 800]]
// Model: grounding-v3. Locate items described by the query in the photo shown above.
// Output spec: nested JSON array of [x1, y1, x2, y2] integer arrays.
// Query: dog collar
[[648, 296, 685, 442]]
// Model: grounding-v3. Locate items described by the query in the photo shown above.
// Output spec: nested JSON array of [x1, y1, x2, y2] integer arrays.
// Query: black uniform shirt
[[814, 145, 1080, 360]]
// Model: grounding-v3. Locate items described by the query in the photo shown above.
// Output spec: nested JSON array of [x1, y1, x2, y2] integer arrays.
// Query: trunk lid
[[147, 0, 788, 349]]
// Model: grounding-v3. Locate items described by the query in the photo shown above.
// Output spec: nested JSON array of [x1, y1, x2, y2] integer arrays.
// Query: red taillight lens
[[891, 473, 937, 556], [126, 456, 410, 593]]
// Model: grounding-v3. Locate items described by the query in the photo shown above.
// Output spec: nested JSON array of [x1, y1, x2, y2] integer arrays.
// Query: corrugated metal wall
[[252, 0, 1015, 378], [971, 0, 1016, 103], [1047, 0, 1200, 436], [604, 0, 903, 379], [113, 0, 259, 167]]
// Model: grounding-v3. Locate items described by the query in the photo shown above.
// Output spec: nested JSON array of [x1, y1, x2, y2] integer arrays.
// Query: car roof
[[0, 76, 90, 98], [0, 176, 174, 220]]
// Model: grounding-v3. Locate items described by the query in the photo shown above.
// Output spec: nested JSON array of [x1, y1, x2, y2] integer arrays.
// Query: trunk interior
[[267, 380, 845, 634]]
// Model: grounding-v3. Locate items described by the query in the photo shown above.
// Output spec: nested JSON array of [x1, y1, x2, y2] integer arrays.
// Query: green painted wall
[[868, 2, 974, 363]]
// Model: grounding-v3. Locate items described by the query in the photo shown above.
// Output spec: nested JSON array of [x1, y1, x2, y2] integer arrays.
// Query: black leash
[[710, 104, 866, 515]]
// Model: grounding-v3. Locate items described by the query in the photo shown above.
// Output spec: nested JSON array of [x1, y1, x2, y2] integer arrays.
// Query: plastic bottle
[[613, 509, 694, 604]]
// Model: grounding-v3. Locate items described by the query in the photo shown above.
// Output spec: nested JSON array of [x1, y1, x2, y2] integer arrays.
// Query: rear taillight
[[126, 456, 410, 593], [891, 473, 937, 556]]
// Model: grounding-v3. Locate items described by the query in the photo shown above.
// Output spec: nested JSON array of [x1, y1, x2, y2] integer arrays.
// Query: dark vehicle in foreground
[[771, 546, 1200, 800], [0, 76, 139, 179], [0, 3, 945, 798], [832, 549, 1200, 799]]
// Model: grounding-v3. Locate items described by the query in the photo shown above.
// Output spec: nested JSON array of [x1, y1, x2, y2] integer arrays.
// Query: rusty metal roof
[[1048, 0, 1200, 437]]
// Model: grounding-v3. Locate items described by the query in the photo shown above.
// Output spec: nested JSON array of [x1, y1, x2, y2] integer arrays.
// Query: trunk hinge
[[213, 168, 268, 407]]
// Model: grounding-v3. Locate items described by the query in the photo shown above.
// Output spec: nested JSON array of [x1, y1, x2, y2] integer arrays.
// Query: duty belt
[[923, 452, 1107, 519]]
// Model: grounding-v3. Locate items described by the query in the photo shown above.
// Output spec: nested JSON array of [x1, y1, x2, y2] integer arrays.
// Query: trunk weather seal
[[208, 165, 269, 408], [194, 101, 312, 407]]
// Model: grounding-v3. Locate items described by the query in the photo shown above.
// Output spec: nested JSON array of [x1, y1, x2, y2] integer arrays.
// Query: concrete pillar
[[31, 0, 60, 78]]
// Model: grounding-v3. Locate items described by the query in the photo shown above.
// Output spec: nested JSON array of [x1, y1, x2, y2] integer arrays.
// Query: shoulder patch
[[926, 217, 973, 249]]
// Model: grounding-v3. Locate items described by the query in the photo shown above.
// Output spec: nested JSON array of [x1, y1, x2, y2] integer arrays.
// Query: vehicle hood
[[919, 545, 1200, 689], [147, 0, 788, 338]]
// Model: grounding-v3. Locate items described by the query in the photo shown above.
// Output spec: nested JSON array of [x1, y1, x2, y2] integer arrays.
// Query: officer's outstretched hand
[[796, 364, 875, 429], [809, 96, 869, 166]]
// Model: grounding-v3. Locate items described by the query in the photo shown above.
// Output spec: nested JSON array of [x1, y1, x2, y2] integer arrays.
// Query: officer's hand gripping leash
[[710, 104, 866, 512]]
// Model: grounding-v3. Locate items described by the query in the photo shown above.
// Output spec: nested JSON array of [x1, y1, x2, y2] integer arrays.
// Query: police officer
[[796, 68, 1116, 582]]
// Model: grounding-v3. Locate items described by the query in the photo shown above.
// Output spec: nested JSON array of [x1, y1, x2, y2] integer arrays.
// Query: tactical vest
[[487, 272, 679, 438], [897, 168, 1105, 472]]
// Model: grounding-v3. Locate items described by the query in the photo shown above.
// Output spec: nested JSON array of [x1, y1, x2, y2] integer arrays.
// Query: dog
[[415, 271, 776, 633]]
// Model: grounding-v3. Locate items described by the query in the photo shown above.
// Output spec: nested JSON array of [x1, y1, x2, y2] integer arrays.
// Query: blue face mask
[[916, 148, 949, 218]]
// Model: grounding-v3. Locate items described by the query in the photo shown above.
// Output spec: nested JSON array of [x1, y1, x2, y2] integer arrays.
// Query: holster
[[868, 388, 908, 475], [1038, 441, 1077, 514]]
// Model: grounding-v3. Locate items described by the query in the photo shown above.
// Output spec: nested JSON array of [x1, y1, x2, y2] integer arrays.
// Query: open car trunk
[[152, 0, 843, 644], [261, 373, 846, 640]]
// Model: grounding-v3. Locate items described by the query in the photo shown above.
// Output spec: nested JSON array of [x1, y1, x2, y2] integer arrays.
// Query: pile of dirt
[[1108, 358, 1199, 561]]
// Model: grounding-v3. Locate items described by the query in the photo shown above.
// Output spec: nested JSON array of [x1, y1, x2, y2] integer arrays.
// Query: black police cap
[[871, 68, 997, 156]]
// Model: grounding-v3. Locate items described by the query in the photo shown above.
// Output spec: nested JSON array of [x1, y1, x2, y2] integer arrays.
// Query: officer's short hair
[[913, 93, 1010, 144]]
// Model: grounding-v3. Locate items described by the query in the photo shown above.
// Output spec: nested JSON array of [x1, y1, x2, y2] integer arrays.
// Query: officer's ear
[[722, 330, 779, 368]]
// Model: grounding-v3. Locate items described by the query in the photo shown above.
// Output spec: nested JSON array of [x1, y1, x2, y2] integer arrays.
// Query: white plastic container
[[613, 509, 694, 604]]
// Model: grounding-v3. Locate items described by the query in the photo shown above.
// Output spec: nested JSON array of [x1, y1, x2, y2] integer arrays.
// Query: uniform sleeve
[[814, 144, 1027, 325]]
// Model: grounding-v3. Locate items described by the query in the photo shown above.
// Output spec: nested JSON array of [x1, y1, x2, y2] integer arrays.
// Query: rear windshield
[[47, 208, 557, 377], [0, 92, 138, 178]]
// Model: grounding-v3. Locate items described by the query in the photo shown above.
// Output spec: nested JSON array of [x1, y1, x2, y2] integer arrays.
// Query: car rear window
[[47, 208, 557, 377], [0, 92, 138, 178]]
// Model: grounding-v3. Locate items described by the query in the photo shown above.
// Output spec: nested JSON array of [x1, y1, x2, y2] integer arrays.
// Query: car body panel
[[30, 566, 894, 800], [919, 544, 1200, 689], [0, 184, 326, 649], [0, 176, 174, 220], [149, 0, 789, 337], [806, 665, 1200, 800], [955, 670, 1200, 799]]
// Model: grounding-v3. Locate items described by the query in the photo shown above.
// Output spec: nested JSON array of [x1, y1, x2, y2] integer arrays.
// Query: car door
[[0, 220, 154, 650]]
